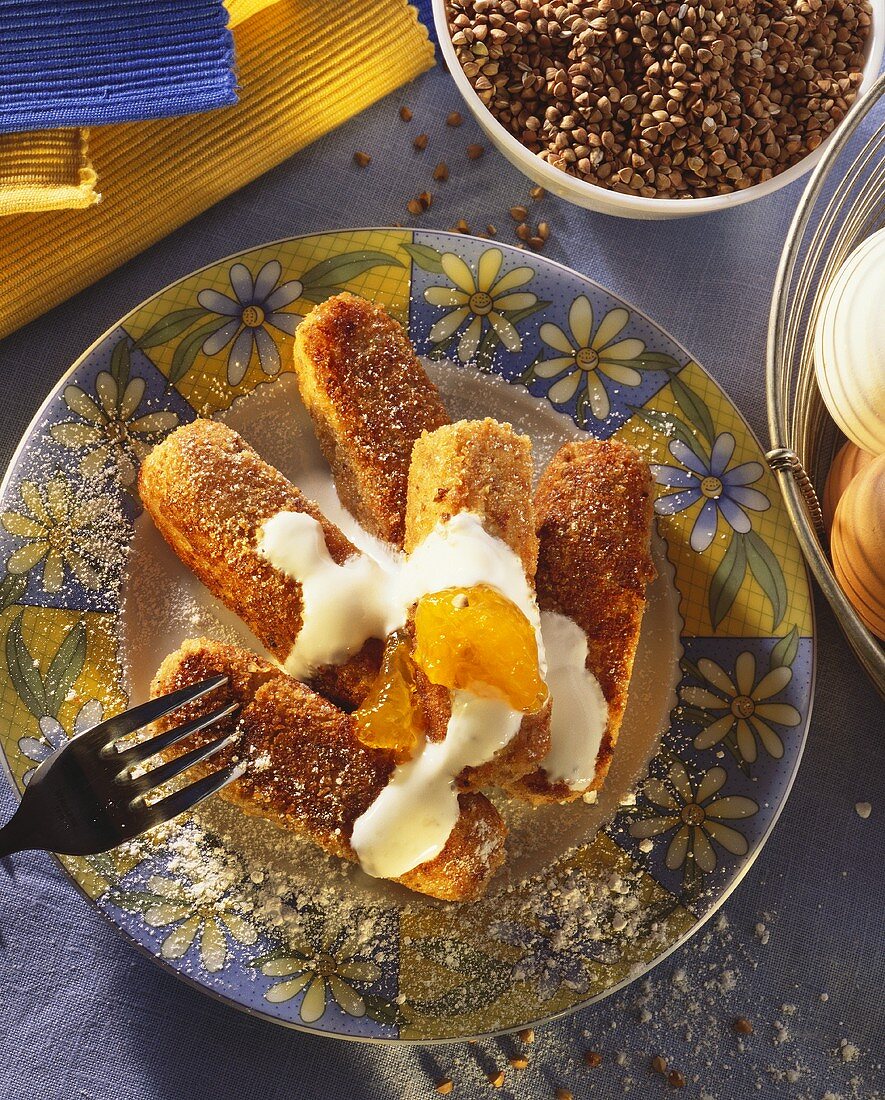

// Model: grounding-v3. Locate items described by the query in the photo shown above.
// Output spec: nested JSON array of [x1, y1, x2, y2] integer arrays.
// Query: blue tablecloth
[[1, 56, 883, 1100]]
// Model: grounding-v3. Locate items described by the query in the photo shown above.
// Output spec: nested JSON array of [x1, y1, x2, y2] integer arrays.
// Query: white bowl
[[432, 0, 885, 219]]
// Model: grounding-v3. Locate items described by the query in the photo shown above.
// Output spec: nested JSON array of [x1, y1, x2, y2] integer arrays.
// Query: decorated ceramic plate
[[0, 230, 813, 1041]]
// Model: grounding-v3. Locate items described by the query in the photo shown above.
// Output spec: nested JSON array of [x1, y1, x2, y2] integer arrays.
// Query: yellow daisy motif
[[630, 761, 757, 874], [51, 371, 179, 486], [682, 653, 801, 763], [261, 928, 382, 1023], [535, 295, 644, 420], [425, 248, 537, 362], [1, 475, 109, 592]]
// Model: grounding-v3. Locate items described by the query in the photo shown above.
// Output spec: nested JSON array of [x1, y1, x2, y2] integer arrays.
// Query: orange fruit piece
[[412, 585, 547, 712], [354, 631, 425, 761]]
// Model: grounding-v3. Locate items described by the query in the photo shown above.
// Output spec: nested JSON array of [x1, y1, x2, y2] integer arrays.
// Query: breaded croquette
[[405, 420, 551, 790], [152, 639, 507, 901], [293, 293, 449, 546], [509, 439, 655, 804], [138, 419, 380, 709], [405, 418, 538, 578]]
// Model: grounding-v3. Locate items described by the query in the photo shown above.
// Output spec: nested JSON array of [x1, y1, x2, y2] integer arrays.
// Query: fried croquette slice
[[151, 639, 507, 901], [293, 292, 449, 547], [405, 420, 551, 790], [508, 439, 655, 804], [138, 419, 379, 709]]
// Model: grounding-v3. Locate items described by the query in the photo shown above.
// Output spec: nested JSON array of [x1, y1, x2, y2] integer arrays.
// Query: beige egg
[[831, 453, 885, 640], [822, 440, 877, 530], [813, 228, 885, 455]]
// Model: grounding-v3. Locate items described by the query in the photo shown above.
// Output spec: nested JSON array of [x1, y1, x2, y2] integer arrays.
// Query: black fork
[[0, 676, 241, 857]]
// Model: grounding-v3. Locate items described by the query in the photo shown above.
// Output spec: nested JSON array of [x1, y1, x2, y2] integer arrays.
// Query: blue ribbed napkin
[[0, 0, 236, 135]]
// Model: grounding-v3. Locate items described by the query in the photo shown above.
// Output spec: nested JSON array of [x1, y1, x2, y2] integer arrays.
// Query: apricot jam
[[354, 631, 425, 761], [412, 585, 547, 712]]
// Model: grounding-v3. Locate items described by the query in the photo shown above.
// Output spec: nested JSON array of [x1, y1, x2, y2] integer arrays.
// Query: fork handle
[[0, 811, 33, 858]]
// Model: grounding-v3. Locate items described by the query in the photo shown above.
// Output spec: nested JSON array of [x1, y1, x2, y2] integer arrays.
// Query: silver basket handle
[[766, 447, 826, 542]]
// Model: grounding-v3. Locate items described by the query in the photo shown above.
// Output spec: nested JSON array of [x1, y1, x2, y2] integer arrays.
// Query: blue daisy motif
[[197, 260, 303, 385], [651, 433, 770, 553], [18, 698, 104, 785]]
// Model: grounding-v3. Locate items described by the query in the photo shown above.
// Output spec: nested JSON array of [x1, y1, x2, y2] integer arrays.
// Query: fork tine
[[87, 675, 229, 748], [110, 701, 239, 767], [134, 728, 239, 791], [135, 759, 247, 830]]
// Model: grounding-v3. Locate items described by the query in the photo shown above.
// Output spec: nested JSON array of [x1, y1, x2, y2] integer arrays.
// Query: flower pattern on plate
[[424, 247, 537, 362], [113, 873, 258, 973], [1, 475, 117, 593], [50, 358, 179, 487], [651, 432, 770, 552], [629, 761, 758, 875], [682, 652, 802, 763], [259, 920, 383, 1022], [197, 259, 303, 385], [0, 230, 814, 1041], [18, 697, 103, 786], [535, 295, 645, 421]]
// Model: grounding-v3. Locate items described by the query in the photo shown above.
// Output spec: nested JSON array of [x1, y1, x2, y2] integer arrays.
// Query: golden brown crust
[[151, 639, 506, 901], [138, 419, 379, 704], [293, 292, 449, 547], [152, 640, 389, 856], [405, 419, 538, 578], [405, 419, 550, 789], [508, 439, 656, 805]]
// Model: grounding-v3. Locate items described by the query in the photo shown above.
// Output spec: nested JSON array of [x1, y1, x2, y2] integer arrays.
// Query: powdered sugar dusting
[[110, 355, 688, 1035]]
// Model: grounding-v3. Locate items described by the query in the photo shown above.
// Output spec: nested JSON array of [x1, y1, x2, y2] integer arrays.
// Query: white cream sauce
[[538, 611, 608, 790], [350, 693, 521, 878], [259, 511, 394, 678], [258, 510, 544, 677], [257, 509, 608, 877]]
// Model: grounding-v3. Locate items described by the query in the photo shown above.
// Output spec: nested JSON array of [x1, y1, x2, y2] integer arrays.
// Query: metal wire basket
[[767, 70, 885, 697]]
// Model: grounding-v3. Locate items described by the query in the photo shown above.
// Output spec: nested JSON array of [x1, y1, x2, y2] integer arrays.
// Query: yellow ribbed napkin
[[0, 129, 99, 216], [0, 0, 434, 339]]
